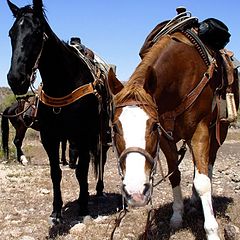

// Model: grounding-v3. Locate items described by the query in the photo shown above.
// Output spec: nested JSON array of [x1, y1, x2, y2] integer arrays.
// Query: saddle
[[69, 38, 114, 146], [140, 7, 239, 143]]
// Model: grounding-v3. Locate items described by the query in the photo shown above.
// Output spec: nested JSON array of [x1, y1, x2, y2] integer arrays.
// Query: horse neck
[[38, 23, 93, 96]]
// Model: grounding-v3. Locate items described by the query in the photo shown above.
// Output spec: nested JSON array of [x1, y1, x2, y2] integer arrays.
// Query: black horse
[[1, 97, 68, 165], [7, 0, 112, 222]]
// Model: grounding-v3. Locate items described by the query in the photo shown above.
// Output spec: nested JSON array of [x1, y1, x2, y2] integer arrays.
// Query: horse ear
[[144, 66, 157, 95], [7, 0, 19, 17], [108, 68, 124, 95], [33, 0, 44, 17]]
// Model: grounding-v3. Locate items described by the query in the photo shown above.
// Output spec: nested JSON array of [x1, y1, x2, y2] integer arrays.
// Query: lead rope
[[143, 208, 157, 240], [0, 104, 32, 118], [109, 208, 128, 240], [153, 141, 187, 187], [109, 205, 158, 239]]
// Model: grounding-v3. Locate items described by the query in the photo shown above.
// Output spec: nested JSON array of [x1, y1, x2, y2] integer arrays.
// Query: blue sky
[[0, 0, 239, 87]]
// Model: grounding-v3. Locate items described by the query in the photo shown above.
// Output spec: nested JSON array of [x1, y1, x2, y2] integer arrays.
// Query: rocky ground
[[0, 129, 239, 240]]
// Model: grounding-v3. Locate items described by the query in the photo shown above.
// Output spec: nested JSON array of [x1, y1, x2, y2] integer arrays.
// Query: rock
[[19, 236, 35, 240], [40, 188, 50, 194], [224, 224, 240, 240], [69, 223, 86, 235], [82, 215, 93, 224], [231, 174, 240, 183]]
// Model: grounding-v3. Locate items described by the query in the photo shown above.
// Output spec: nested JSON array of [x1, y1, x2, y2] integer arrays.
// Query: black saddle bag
[[198, 18, 231, 50]]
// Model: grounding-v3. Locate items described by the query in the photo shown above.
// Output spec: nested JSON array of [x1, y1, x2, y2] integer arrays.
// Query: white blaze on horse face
[[119, 106, 150, 194]]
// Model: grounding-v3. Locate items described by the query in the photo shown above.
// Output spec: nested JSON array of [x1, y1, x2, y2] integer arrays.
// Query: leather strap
[[220, 49, 235, 86], [38, 83, 95, 107], [160, 60, 216, 132]]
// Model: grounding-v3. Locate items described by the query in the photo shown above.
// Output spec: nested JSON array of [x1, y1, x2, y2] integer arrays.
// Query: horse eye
[[152, 123, 158, 131], [151, 123, 158, 132], [113, 123, 123, 136], [113, 124, 119, 133]]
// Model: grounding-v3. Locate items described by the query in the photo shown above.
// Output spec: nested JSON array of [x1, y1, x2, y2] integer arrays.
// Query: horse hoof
[[96, 191, 103, 197], [79, 208, 89, 216], [20, 155, 28, 166], [48, 213, 63, 226], [170, 216, 183, 229], [69, 163, 77, 169], [97, 192, 107, 198]]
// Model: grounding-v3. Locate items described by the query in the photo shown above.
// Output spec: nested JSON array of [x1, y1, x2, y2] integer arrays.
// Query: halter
[[15, 32, 48, 100], [112, 101, 162, 183], [118, 146, 158, 180]]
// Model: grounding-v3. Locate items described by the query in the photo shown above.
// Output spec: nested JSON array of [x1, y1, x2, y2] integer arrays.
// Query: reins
[[0, 104, 31, 118], [109, 208, 128, 240], [109, 141, 187, 240], [153, 141, 187, 187]]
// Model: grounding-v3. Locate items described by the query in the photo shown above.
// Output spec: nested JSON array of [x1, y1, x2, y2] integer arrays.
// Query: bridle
[[118, 146, 158, 181], [15, 31, 48, 100], [112, 101, 161, 183]]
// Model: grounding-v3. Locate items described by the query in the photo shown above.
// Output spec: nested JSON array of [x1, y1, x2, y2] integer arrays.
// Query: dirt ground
[[0, 129, 239, 240]]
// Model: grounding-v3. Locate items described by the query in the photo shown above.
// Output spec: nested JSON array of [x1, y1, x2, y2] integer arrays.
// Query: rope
[[109, 208, 128, 240], [153, 141, 187, 187], [0, 104, 32, 118], [143, 208, 157, 240]]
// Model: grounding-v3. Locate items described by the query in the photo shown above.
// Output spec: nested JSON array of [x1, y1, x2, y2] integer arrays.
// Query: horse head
[[7, 0, 45, 96], [108, 67, 160, 207]]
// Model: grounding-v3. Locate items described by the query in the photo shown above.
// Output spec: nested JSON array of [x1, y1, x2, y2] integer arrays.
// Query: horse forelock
[[16, 6, 33, 17], [114, 85, 158, 120]]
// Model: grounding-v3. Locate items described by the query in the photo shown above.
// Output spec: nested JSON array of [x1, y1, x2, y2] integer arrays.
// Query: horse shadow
[[48, 192, 122, 239], [138, 195, 234, 240]]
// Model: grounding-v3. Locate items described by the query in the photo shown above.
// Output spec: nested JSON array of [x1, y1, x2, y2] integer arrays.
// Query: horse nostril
[[143, 183, 151, 195], [7, 72, 14, 84], [122, 184, 131, 198]]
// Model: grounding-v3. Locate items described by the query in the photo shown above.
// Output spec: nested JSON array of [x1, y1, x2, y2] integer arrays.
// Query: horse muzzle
[[122, 182, 152, 207], [7, 70, 30, 96], [118, 147, 156, 207]]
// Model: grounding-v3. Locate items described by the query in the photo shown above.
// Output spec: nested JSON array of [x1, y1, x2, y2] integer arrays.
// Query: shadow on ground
[[48, 192, 122, 239], [138, 196, 233, 240]]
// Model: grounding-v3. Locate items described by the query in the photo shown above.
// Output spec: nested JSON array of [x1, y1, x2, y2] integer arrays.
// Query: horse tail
[[1, 108, 10, 159]]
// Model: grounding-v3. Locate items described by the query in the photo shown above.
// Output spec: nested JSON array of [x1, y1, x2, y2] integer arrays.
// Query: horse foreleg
[[96, 145, 108, 196], [60, 139, 68, 166], [14, 126, 28, 165], [49, 162, 63, 224], [42, 138, 63, 224], [75, 149, 90, 216], [191, 121, 219, 240], [68, 142, 78, 169], [160, 137, 184, 229]]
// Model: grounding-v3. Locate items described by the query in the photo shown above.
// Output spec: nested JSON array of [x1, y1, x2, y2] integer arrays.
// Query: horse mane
[[114, 35, 172, 119]]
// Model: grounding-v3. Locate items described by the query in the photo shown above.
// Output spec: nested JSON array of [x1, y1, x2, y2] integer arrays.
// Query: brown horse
[[108, 21, 239, 240]]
